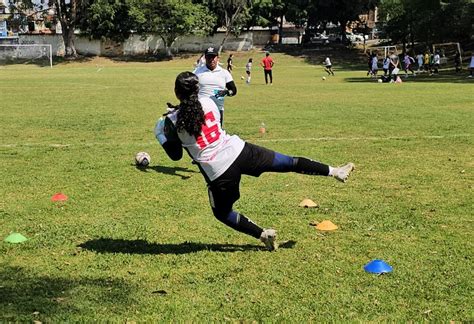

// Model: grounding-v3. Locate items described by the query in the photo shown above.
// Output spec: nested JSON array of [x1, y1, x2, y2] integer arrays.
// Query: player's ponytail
[[174, 72, 205, 137]]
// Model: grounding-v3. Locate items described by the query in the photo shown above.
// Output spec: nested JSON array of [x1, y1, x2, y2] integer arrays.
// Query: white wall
[[18, 30, 274, 57]]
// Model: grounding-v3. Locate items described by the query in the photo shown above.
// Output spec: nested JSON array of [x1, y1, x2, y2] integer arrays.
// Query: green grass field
[[1, 50, 473, 322]]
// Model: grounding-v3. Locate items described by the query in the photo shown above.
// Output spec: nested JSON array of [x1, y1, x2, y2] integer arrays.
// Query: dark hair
[[174, 72, 205, 137]]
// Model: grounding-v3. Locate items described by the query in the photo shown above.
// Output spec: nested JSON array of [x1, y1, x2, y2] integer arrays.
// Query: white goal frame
[[0, 44, 53, 68], [370, 45, 399, 58], [433, 42, 462, 66]]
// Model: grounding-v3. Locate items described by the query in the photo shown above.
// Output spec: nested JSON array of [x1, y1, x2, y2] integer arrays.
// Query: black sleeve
[[225, 81, 237, 96], [162, 141, 183, 161], [162, 117, 183, 161]]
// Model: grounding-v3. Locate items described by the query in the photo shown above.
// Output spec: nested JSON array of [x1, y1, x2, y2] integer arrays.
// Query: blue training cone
[[364, 259, 393, 274]]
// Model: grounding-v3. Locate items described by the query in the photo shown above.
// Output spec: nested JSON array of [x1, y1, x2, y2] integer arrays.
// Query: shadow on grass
[[79, 238, 296, 254], [108, 52, 196, 63], [135, 164, 199, 179], [345, 73, 473, 83], [0, 264, 134, 321]]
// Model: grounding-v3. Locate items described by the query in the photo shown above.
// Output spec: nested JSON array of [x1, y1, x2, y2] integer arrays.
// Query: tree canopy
[[377, 0, 473, 47], [7, 0, 473, 58]]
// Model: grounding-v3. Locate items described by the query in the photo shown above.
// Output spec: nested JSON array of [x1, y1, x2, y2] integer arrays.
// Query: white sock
[[328, 166, 336, 176]]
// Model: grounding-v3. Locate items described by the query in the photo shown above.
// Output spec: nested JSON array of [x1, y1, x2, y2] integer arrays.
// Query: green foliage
[[79, 0, 137, 42], [131, 0, 215, 56], [378, 0, 473, 44], [0, 51, 472, 321]]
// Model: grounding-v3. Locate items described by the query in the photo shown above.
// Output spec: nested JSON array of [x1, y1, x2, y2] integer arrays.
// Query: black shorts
[[207, 143, 274, 215]]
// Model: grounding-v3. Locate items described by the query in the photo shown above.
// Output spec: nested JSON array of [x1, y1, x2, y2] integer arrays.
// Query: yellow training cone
[[315, 220, 338, 231], [299, 199, 318, 208]]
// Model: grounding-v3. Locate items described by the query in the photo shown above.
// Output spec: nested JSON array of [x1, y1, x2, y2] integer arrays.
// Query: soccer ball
[[378, 79, 383, 83], [241, 76, 245, 80], [135, 152, 151, 166], [322, 76, 326, 80]]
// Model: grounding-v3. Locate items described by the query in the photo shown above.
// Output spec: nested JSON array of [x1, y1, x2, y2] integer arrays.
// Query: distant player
[[432, 51, 441, 75], [324, 57, 335, 76], [227, 54, 234, 73], [261, 51, 274, 84], [382, 55, 390, 76], [454, 51, 462, 73], [155, 71, 355, 251], [468, 53, 474, 78], [245, 58, 253, 84], [371, 53, 378, 77], [403, 53, 415, 77]]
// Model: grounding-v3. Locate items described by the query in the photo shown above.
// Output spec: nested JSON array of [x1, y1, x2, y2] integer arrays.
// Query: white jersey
[[246, 62, 252, 72], [193, 64, 233, 111], [416, 54, 423, 66], [324, 57, 332, 66], [371, 56, 378, 70], [167, 97, 244, 181]]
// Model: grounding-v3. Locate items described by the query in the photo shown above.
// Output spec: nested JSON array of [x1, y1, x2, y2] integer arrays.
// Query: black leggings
[[264, 70, 273, 84], [207, 142, 329, 237]]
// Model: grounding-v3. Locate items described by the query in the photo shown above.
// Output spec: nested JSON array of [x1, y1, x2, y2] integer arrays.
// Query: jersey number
[[196, 111, 221, 149]]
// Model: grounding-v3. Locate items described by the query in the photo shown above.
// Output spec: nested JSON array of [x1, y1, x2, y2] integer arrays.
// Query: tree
[[307, 0, 379, 41], [131, 0, 215, 57], [8, 0, 84, 57], [8, 0, 53, 33], [196, 0, 252, 52], [216, 0, 252, 51], [378, 0, 472, 47], [52, 0, 89, 58], [79, 0, 137, 42]]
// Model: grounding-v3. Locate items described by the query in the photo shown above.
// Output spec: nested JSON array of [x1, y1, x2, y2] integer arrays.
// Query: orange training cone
[[299, 199, 318, 208], [315, 220, 338, 231], [51, 193, 68, 202]]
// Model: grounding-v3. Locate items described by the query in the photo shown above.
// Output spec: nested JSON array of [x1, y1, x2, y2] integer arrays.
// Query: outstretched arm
[[154, 117, 183, 161]]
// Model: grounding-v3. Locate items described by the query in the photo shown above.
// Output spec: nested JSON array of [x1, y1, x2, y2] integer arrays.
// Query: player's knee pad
[[272, 152, 295, 172], [212, 209, 240, 226]]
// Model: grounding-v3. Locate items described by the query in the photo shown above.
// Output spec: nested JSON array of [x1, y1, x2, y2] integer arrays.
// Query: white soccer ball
[[135, 152, 151, 166], [322, 76, 326, 80], [241, 76, 245, 80], [378, 79, 383, 83]]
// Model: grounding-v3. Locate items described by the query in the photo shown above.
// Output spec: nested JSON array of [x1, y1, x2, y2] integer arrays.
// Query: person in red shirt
[[261, 51, 274, 85]]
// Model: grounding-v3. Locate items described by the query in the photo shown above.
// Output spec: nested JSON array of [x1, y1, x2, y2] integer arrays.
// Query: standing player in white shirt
[[155, 72, 355, 251], [245, 58, 253, 84], [193, 46, 237, 126], [324, 57, 335, 76]]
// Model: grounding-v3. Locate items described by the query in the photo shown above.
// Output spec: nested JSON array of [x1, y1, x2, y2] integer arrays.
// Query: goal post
[[432, 42, 462, 69], [0, 44, 53, 68], [369, 45, 399, 58]]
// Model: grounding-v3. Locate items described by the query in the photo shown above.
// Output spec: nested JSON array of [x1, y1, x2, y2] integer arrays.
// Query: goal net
[[0, 44, 53, 68], [432, 42, 462, 69]]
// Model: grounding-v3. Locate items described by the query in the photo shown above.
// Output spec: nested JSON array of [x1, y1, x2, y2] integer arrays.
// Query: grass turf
[[1, 50, 473, 321]]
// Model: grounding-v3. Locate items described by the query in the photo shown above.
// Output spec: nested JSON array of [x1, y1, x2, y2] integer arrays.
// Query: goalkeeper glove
[[214, 89, 231, 98], [154, 117, 167, 145]]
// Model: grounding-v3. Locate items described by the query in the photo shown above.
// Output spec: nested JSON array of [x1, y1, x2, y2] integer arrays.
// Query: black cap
[[204, 46, 219, 57]]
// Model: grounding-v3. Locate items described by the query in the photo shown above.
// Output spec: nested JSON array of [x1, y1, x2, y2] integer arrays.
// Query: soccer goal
[[370, 45, 399, 58], [0, 44, 53, 68], [432, 42, 462, 69]]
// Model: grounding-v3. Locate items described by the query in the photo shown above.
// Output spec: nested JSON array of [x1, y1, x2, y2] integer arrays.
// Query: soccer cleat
[[333, 162, 355, 183], [260, 229, 278, 251]]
